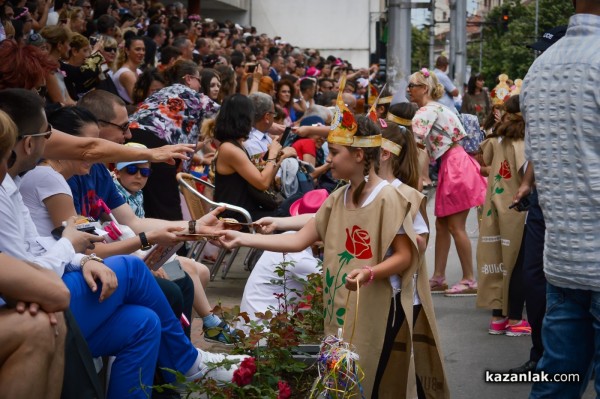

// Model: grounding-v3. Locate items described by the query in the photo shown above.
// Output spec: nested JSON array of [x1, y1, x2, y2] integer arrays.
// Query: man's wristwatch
[[139, 232, 152, 250], [188, 220, 196, 234], [80, 253, 103, 268]]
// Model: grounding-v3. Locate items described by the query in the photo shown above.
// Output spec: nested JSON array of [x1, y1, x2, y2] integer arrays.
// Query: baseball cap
[[527, 25, 567, 52], [115, 143, 149, 171]]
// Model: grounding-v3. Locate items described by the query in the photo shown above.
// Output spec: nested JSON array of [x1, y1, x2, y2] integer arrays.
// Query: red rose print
[[232, 357, 256, 386], [277, 380, 292, 399], [167, 97, 185, 113], [345, 226, 373, 260], [499, 160, 511, 179], [475, 104, 482, 112], [341, 110, 354, 129]]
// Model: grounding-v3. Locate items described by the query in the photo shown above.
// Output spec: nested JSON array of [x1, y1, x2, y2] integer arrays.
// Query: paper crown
[[510, 79, 523, 96], [328, 73, 382, 148], [386, 112, 412, 127], [367, 82, 379, 106], [490, 74, 511, 106], [367, 83, 387, 123], [381, 137, 402, 156]]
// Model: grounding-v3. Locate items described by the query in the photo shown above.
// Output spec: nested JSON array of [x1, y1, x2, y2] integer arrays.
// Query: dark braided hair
[[350, 115, 381, 206]]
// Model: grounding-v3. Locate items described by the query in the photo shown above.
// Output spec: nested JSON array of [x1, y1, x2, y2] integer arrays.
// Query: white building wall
[[249, 0, 378, 68]]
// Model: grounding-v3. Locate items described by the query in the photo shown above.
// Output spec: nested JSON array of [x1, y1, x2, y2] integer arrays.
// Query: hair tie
[[378, 119, 387, 128], [420, 68, 430, 78]]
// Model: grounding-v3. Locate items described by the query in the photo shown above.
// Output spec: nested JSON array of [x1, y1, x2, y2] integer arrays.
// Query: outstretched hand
[[216, 230, 246, 249], [149, 144, 195, 165]]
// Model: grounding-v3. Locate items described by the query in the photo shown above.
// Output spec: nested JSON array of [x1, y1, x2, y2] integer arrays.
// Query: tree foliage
[[469, 0, 573, 87], [412, 25, 431, 71]]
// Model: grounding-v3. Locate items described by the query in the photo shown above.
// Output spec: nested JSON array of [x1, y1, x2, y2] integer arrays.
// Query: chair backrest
[[176, 172, 255, 229]]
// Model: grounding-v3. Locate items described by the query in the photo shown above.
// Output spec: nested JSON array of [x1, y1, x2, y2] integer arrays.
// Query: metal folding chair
[[177, 172, 255, 281]]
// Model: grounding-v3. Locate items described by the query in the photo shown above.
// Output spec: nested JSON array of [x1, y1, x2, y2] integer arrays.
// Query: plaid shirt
[[522, 14, 600, 291], [113, 178, 145, 218]]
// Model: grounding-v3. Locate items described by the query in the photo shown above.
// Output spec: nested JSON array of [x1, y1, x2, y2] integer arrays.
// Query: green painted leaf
[[327, 299, 331, 305], [495, 174, 502, 181], [495, 187, 504, 194], [325, 268, 334, 287], [342, 273, 347, 284], [487, 209, 492, 216], [324, 286, 329, 294], [336, 307, 346, 317], [337, 317, 344, 326]]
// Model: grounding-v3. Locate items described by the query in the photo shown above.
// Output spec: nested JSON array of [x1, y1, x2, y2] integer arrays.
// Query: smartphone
[[162, 260, 186, 282], [508, 195, 531, 212], [246, 63, 256, 73]]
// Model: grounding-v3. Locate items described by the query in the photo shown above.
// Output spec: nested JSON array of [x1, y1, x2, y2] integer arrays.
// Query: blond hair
[[0, 110, 18, 158], [40, 25, 72, 49], [410, 69, 445, 100]]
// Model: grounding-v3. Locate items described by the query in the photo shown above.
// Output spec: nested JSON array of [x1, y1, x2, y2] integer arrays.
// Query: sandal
[[444, 279, 478, 297], [429, 276, 448, 294]]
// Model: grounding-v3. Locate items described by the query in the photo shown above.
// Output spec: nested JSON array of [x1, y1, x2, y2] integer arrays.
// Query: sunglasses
[[24, 124, 53, 139], [123, 165, 151, 177], [98, 119, 130, 132], [407, 83, 425, 89], [104, 47, 117, 53]]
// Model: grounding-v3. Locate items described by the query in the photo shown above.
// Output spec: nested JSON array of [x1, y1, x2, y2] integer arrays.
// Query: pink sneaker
[[506, 320, 532, 337], [489, 318, 508, 335]]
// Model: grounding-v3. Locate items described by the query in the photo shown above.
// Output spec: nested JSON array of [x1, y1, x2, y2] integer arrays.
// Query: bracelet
[[362, 266, 375, 286], [266, 158, 277, 161], [188, 220, 197, 234], [139, 232, 152, 250], [81, 253, 103, 268]]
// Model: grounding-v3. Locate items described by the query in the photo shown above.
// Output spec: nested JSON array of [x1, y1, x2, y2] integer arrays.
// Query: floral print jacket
[[129, 83, 219, 147], [412, 102, 467, 160]]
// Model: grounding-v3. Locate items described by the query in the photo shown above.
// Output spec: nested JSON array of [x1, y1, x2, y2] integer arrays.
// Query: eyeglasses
[[104, 47, 117, 53], [187, 75, 201, 83], [123, 165, 151, 177], [24, 124, 53, 139], [407, 83, 425, 89], [98, 119, 130, 132]]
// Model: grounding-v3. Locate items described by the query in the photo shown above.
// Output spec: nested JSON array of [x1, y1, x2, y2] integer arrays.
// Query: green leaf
[[325, 268, 334, 287], [324, 286, 329, 294], [336, 307, 346, 317], [337, 317, 344, 326], [487, 209, 492, 216], [342, 273, 347, 284], [495, 187, 505, 194]]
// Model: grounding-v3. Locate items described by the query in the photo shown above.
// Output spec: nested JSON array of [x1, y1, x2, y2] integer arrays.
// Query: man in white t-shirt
[[433, 56, 459, 112]]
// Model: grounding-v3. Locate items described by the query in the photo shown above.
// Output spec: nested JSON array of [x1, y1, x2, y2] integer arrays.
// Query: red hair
[[0, 40, 58, 90]]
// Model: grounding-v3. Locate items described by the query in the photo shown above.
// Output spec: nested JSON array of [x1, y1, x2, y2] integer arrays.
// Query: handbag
[[247, 184, 281, 211], [459, 113, 485, 154]]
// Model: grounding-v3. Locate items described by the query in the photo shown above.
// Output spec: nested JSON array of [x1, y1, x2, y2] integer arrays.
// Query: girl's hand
[[217, 230, 246, 249], [254, 217, 278, 234], [345, 268, 370, 291], [147, 226, 186, 246]]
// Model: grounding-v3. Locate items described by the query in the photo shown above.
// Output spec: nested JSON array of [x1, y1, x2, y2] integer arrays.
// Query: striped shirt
[[521, 14, 600, 291]]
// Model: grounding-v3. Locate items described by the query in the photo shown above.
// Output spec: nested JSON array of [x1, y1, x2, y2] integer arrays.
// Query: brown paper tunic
[[315, 184, 449, 398], [476, 137, 527, 314]]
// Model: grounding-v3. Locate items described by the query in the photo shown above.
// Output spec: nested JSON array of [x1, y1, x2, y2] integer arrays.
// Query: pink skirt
[[435, 145, 487, 217]]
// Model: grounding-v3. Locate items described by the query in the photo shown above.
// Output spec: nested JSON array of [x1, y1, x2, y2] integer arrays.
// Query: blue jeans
[[529, 283, 599, 398], [63, 255, 198, 399]]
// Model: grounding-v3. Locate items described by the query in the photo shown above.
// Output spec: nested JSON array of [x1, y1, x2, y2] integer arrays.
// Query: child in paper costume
[[219, 76, 449, 398], [476, 95, 530, 336]]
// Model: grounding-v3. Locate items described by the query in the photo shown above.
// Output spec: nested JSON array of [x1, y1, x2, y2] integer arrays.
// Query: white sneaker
[[186, 349, 249, 384]]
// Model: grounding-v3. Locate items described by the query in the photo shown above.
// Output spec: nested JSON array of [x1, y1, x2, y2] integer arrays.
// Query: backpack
[[459, 113, 485, 154]]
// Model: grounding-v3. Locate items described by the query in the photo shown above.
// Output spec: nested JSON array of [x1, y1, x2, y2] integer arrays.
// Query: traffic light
[[502, 9, 510, 32]]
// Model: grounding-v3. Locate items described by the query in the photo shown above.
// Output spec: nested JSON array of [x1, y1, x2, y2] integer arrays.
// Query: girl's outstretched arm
[[218, 218, 319, 253]]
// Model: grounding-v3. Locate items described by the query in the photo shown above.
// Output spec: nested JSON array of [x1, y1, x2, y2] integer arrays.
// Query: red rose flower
[[345, 226, 373, 260], [277, 380, 292, 399], [475, 104, 482, 112], [232, 357, 256, 386], [341, 110, 354, 129], [499, 160, 511, 179]]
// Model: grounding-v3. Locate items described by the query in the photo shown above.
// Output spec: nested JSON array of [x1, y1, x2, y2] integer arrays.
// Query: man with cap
[[520, 0, 600, 396], [508, 24, 567, 376]]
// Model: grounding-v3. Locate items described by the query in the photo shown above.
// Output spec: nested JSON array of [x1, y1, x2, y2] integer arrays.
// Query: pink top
[[412, 102, 466, 160]]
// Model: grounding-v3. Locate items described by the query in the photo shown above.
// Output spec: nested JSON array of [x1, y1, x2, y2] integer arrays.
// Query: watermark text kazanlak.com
[[485, 371, 581, 383]]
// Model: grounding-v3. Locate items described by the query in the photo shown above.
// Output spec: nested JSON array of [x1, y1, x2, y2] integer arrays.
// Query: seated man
[[72, 90, 238, 342], [0, 251, 68, 399], [0, 88, 246, 399]]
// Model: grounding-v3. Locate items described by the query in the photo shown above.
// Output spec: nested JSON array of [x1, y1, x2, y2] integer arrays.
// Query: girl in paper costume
[[408, 68, 487, 296], [476, 95, 530, 336], [219, 77, 449, 398]]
